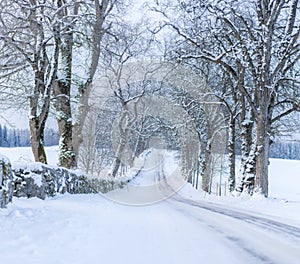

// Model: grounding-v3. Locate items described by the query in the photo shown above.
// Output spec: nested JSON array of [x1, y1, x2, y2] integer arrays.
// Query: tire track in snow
[[167, 196, 300, 264], [171, 196, 300, 240], [153, 161, 300, 263], [134, 150, 300, 263]]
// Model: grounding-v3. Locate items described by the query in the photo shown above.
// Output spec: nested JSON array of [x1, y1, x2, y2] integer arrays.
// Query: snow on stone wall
[[12, 163, 126, 199], [0, 155, 13, 208]]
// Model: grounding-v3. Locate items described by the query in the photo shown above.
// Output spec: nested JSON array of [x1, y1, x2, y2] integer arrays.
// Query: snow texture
[[0, 147, 299, 263]]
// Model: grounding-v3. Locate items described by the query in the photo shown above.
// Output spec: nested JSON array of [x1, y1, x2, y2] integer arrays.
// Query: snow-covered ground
[[0, 146, 59, 166], [0, 147, 300, 264]]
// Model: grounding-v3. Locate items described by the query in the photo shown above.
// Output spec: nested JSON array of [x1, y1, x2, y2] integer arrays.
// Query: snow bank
[[0, 146, 59, 166], [178, 182, 300, 226]]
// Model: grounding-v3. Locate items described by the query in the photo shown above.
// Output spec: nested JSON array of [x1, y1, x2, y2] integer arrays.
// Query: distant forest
[[0, 125, 59, 147], [0, 124, 299, 160], [270, 141, 300, 160]]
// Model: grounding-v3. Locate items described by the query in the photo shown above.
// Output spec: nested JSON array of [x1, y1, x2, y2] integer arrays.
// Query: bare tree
[[0, 0, 125, 168], [47, 0, 120, 168], [0, 0, 60, 163], [153, 0, 300, 197], [99, 22, 155, 177]]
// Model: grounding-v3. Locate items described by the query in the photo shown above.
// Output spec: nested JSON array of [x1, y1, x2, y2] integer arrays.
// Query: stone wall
[[13, 163, 127, 200]]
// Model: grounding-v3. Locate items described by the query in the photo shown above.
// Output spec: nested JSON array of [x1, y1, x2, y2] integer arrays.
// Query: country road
[[105, 148, 300, 264], [1, 148, 299, 264]]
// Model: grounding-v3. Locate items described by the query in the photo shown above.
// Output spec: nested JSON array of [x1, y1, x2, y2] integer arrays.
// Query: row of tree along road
[[0, 0, 299, 197]]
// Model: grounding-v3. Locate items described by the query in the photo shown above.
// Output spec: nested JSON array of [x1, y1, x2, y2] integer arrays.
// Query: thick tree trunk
[[201, 141, 211, 193], [235, 102, 255, 194], [200, 157, 209, 192], [53, 82, 76, 168], [254, 109, 270, 197], [29, 117, 47, 164], [54, 2, 77, 169], [227, 116, 236, 192]]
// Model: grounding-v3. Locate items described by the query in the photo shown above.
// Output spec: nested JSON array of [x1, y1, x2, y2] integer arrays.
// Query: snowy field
[[0, 146, 59, 166], [0, 147, 300, 264]]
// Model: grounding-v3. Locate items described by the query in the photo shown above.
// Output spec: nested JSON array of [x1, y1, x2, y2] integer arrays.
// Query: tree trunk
[[28, 68, 53, 164], [227, 116, 236, 192], [73, 0, 111, 164], [201, 140, 211, 193], [111, 127, 130, 177], [29, 117, 47, 164], [111, 157, 122, 178], [53, 81, 76, 168], [54, 1, 77, 169], [72, 81, 92, 163], [254, 108, 270, 197], [235, 100, 255, 194], [111, 108, 134, 178]]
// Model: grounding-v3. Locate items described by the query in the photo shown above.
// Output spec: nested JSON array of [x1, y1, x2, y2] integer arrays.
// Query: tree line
[[1, 122, 299, 161], [0, 125, 59, 147]]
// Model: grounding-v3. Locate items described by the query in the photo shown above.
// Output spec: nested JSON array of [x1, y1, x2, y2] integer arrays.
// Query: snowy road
[[2, 193, 299, 264], [167, 195, 300, 264], [107, 149, 300, 264], [1, 149, 300, 264]]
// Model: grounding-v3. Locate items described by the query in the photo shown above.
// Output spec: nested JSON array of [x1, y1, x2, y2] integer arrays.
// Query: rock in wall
[[0, 155, 13, 208], [12, 163, 126, 199]]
